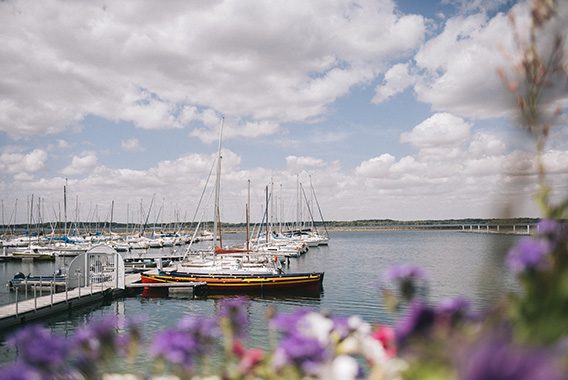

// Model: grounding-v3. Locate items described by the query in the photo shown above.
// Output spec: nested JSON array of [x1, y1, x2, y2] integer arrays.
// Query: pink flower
[[371, 325, 396, 358], [232, 339, 246, 357], [239, 348, 265, 374]]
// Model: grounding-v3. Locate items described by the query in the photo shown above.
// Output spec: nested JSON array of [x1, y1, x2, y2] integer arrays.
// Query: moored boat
[[139, 118, 325, 295], [140, 269, 324, 294]]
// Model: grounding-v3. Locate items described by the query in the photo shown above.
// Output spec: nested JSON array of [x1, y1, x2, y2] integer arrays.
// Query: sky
[[1, 0, 567, 225]]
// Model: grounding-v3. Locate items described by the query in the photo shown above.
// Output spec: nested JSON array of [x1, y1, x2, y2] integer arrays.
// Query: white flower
[[319, 355, 359, 380], [298, 312, 334, 345]]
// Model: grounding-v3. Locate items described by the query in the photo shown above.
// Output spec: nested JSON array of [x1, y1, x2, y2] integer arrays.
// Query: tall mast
[[279, 183, 283, 234], [265, 185, 269, 244], [110, 200, 114, 234], [28, 194, 33, 243], [63, 178, 68, 237], [246, 179, 250, 251], [14, 198, 18, 236], [296, 174, 300, 229], [1, 200, 4, 238], [213, 116, 225, 250], [270, 179, 274, 237]]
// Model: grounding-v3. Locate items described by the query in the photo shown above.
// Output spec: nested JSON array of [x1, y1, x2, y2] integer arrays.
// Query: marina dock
[[0, 273, 207, 331], [0, 243, 209, 331]]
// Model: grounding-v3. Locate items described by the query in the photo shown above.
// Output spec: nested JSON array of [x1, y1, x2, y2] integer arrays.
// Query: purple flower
[[437, 296, 472, 315], [0, 361, 42, 380], [219, 297, 249, 338], [536, 219, 564, 238], [176, 315, 219, 354], [536, 219, 567, 249], [72, 315, 120, 361], [384, 264, 428, 301], [459, 336, 566, 380], [395, 301, 435, 345], [151, 329, 199, 368], [506, 237, 551, 274], [331, 316, 351, 340], [117, 316, 144, 356], [7, 325, 68, 369], [270, 308, 312, 333], [384, 264, 427, 283], [273, 332, 329, 375], [151, 315, 218, 370], [436, 296, 477, 328]]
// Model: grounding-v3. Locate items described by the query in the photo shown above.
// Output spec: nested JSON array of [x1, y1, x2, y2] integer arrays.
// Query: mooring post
[[34, 284, 37, 311], [65, 282, 68, 303], [50, 282, 53, 307], [39, 277, 42, 296], [24, 277, 28, 299], [78, 272, 81, 298], [90, 274, 93, 295], [15, 287, 18, 317]]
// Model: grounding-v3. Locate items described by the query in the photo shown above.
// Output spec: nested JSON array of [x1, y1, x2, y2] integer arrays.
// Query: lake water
[[0, 230, 520, 366]]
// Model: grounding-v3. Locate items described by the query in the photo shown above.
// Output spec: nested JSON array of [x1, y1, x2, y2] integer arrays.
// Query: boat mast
[[28, 194, 33, 244], [279, 183, 283, 234], [270, 179, 274, 238], [109, 200, 114, 235], [310, 175, 329, 238], [1, 200, 4, 239], [265, 185, 269, 244], [63, 178, 68, 237], [246, 179, 250, 251], [213, 116, 225, 250], [296, 174, 300, 230]]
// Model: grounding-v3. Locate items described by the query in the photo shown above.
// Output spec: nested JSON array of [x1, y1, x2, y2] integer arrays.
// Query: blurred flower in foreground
[[383, 264, 428, 304], [152, 315, 218, 375], [395, 301, 435, 346], [506, 237, 552, 274], [219, 296, 249, 339], [458, 334, 567, 380], [5, 325, 69, 378], [372, 325, 397, 358]]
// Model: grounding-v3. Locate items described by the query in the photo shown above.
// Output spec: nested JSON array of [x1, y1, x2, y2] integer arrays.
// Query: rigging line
[[184, 156, 217, 233], [309, 175, 329, 238], [182, 181, 216, 261], [300, 183, 319, 235], [180, 155, 218, 260]]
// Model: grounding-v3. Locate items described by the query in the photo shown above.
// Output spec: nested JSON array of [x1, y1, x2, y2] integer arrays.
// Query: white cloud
[[61, 153, 98, 176], [121, 138, 144, 152], [286, 156, 326, 174], [0, 149, 47, 174], [0, 0, 425, 139], [372, 63, 415, 104], [191, 119, 281, 144], [401, 113, 471, 149], [3, 136, 568, 223], [468, 131, 507, 157], [355, 153, 396, 177], [411, 2, 568, 120]]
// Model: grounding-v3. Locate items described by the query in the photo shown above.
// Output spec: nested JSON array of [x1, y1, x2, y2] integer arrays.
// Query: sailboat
[[141, 118, 324, 294]]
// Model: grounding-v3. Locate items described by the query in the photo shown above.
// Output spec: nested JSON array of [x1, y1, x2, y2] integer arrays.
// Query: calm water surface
[[0, 230, 519, 365]]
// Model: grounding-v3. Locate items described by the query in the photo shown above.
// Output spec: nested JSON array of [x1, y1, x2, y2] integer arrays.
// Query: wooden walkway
[[0, 273, 208, 330]]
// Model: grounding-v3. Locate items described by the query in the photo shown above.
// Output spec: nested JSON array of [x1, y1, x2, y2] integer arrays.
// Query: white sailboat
[[141, 118, 324, 293]]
